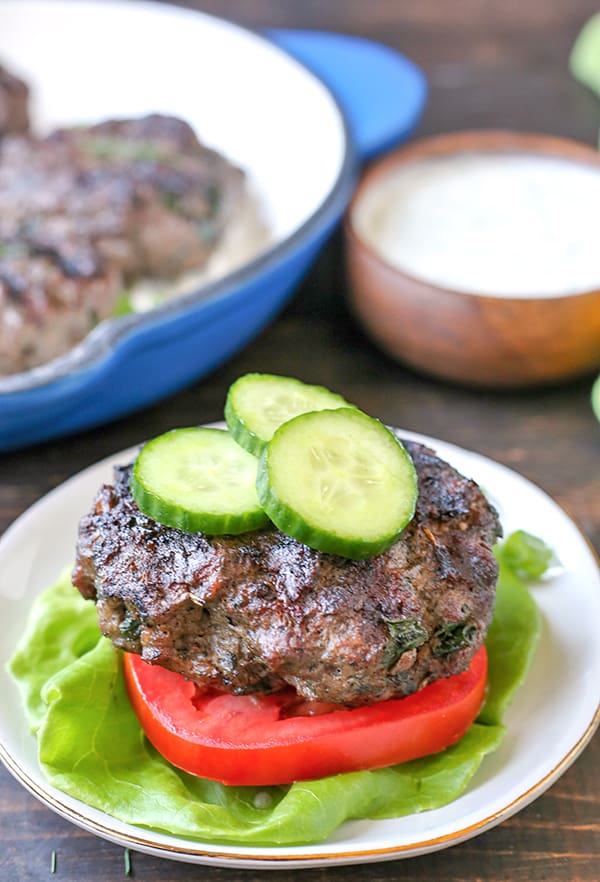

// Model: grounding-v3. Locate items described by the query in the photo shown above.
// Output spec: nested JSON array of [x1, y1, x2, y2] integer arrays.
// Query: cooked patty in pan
[[0, 114, 244, 374], [0, 63, 29, 138]]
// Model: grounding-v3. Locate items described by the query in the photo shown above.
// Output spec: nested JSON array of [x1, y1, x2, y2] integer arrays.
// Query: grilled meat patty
[[73, 439, 501, 707], [0, 64, 29, 137], [0, 114, 244, 374], [0, 243, 120, 374]]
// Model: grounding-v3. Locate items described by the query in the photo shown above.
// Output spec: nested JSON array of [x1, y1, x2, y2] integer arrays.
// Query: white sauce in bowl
[[353, 152, 600, 298]]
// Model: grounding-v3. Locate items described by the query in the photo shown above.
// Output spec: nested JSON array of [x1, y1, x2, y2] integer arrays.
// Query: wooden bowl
[[345, 131, 600, 387]]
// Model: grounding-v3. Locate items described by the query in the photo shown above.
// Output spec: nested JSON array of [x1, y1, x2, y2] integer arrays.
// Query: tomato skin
[[123, 647, 487, 786]]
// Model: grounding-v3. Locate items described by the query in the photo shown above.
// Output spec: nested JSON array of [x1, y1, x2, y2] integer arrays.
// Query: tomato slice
[[123, 647, 487, 786]]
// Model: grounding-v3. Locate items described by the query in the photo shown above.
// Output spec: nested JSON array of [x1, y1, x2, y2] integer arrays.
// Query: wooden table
[[2, 1, 600, 879]]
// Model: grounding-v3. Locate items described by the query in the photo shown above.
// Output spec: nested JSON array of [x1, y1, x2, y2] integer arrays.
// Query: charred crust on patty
[[73, 439, 501, 707]]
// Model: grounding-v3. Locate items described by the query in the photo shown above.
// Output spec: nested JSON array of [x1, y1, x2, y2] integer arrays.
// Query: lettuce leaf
[[7, 532, 548, 846]]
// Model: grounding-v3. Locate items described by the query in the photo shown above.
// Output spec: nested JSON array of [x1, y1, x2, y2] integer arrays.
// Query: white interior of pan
[[0, 0, 347, 242]]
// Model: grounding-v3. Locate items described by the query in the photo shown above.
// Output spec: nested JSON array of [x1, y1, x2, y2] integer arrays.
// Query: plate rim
[[1, 429, 599, 867], [1, 708, 599, 867]]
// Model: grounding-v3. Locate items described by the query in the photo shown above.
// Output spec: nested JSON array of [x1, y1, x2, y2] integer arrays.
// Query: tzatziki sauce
[[353, 152, 600, 298]]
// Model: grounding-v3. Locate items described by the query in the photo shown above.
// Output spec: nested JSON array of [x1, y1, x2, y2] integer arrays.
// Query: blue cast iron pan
[[0, 2, 426, 451]]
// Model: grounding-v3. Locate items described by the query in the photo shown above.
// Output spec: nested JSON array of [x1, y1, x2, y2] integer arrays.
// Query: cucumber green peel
[[257, 409, 418, 559], [225, 373, 353, 456], [131, 427, 268, 535]]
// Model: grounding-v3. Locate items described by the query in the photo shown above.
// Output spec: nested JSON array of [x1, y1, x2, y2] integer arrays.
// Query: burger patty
[[0, 63, 29, 137], [0, 242, 121, 375], [0, 114, 244, 374], [73, 439, 501, 707], [0, 115, 244, 280]]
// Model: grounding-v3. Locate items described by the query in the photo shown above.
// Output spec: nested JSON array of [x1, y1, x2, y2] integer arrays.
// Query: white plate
[[1, 431, 599, 869]]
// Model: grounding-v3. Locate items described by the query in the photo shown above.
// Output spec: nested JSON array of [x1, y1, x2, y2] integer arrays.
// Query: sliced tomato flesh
[[123, 647, 487, 786]]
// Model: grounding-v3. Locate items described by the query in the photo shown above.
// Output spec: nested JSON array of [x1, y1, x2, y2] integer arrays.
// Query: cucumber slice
[[257, 409, 417, 559], [225, 373, 353, 456], [131, 427, 269, 534]]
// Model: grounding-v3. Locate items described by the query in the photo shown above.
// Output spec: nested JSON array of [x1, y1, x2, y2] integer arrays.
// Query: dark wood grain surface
[[2, 1, 600, 879]]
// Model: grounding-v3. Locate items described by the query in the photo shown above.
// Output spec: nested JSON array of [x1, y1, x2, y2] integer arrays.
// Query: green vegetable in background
[[8, 531, 550, 847], [571, 12, 600, 108], [592, 374, 600, 424], [112, 291, 135, 317], [571, 15, 600, 419]]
